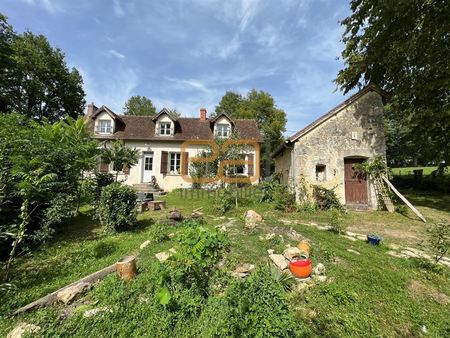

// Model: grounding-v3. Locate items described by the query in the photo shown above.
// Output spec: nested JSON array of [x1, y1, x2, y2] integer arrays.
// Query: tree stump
[[116, 256, 137, 281]]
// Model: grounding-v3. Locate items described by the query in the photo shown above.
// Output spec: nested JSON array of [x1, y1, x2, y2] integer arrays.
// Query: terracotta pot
[[297, 240, 311, 256], [290, 257, 312, 279]]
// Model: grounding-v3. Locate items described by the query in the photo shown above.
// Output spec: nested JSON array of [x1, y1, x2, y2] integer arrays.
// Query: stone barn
[[273, 84, 387, 210]]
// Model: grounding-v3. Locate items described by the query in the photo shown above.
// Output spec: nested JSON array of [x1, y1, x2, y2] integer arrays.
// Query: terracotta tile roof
[[89, 115, 262, 142]]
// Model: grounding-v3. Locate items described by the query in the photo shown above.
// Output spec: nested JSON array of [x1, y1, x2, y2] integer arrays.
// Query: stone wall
[[284, 90, 386, 209]]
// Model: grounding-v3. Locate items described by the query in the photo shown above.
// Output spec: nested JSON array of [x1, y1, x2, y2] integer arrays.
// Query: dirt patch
[[408, 280, 449, 305]]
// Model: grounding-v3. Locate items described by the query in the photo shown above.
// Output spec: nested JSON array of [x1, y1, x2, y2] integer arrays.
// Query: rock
[[265, 233, 276, 240], [283, 247, 302, 260], [7, 323, 41, 338], [234, 263, 255, 274], [293, 282, 309, 293], [244, 210, 262, 228], [83, 307, 111, 318], [140, 240, 151, 250], [230, 271, 248, 278], [244, 210, 263, 222], [356, 235, 367, 241], [168, 209, 182, 221], [155, 248, 176, 262], [347, 249, 360, 255], [269, 254, 289, 271], [267, 249, 275, 255], [168, 233, 175, 238], [313, 263, 326, 276], [343, 235, 357, 241], [315, 275, 327, 282], [287, 229, 304, 241], [57, 282, 91, 304]]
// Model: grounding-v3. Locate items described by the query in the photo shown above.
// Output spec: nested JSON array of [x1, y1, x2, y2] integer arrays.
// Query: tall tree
[[0, 14, 85, 122], [215, 89, 286, 176], [101, 141, 139, 182], [336, 0, 450, 163], [123, 95, 157, 116]]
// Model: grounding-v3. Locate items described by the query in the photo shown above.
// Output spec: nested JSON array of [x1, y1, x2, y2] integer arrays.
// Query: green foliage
[[0, 15, 85, 121], [215, 89, 287, 176], [313, 185, 344, 210], [353, 156, 388, 179], [101, 140, 139, 182], [273, 186, 296, 212], [0, 113, 98, 270], [336, 0, 450, 163], [269, 264, 296, 292], [123, 95, 157, 116], [97, 183, 137, 232], [428, 220, 450, 263], [197, 267, 301, 337], [328, 208, 346, 234], [213, 188, 237, 214], [258, 174, 282, 202]]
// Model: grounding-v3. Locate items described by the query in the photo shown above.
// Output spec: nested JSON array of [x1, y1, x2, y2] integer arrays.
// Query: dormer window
[[216, 124, 230, 137], [160, 122, 172, 135], [98, 120, 112, 134]]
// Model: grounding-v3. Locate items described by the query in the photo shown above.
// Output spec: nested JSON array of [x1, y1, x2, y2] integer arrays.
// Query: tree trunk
[[115, 256, 137, 281]]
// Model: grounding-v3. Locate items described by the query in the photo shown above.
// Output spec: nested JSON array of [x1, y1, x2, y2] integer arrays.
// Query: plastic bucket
[[289, 257, 312, 279]]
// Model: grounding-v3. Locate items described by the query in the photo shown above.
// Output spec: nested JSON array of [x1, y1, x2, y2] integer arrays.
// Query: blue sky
[[1, 0, 353, 136]]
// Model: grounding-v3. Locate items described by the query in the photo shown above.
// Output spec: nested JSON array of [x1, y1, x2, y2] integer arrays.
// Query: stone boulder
[[313, 263, 326, 276], [140, 240, 151, 250], [269, 254, 289, 271], [168, 209, 183, 222], [7, 323, 41, 338], [57, 282, 92, 304], [155, 248, 176, 262], [283, 247, 302, 260], [244, 210, 262, 228], [83, 307, 111, 318]]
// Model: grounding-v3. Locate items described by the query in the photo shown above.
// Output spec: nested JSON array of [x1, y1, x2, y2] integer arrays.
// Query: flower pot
[[289, 257, 312, 279]]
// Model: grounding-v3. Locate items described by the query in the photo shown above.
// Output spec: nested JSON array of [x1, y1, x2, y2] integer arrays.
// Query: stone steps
[[133, 184, 166, 196]]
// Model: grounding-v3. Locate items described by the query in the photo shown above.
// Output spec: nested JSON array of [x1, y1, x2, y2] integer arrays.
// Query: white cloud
[[112, 0, 125, 17], [108, 49, 126, 59], [165, 77, 215, 94]]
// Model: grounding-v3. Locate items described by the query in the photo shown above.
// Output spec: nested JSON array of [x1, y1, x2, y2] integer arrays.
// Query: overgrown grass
[[391, 166, 439, 176], [1, 190, 449, 337]]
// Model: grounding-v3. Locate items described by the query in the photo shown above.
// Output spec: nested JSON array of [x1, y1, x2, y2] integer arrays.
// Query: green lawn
[[1, 190, 449, 337], [391, 166, 439, 176]]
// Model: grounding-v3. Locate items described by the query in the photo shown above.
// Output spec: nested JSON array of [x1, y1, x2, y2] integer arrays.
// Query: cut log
[[116, 256, 137, 281], [13, 263, 116, 316], [382, 176, 426, 222]]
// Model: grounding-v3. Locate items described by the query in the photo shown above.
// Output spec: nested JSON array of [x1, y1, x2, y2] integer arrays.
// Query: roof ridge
[[288, 84, 387, 142]]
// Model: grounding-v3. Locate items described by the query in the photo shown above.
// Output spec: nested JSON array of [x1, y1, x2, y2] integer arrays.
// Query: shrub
[[328, 207, 346, 234], [273, 186, 296, 212], [313, 185, 344, 210], [196, 267, 303, 337], [428, 220, 450, 263], [258, 174, 282, 202], [97, 183, 137, 232]]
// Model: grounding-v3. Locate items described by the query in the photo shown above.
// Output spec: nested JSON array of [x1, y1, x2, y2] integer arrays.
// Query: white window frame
[[169, 152, 181, 174], [215, 124, 230, 137], [159, 122, 172, 136], [98, 120, 112, 134], [234, 154, 247, 175]]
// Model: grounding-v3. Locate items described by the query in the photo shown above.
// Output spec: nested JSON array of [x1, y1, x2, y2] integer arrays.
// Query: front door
[[344, 158, 368, 205], [142, 153, 153, 183]]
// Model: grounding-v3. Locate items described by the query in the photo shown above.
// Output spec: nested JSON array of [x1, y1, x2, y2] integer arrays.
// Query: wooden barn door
[[344, 158, 368, 205]]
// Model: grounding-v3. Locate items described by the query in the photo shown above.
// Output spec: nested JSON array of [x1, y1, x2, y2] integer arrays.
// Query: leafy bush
[[196, 267, 303, 337], [328, 208, 346, 234], [313, 185, 344, 210], [258, 174, 282, 202], [273, 186, 296, 212], [428, 220, 450, 263], [97, 183, 137, 232]]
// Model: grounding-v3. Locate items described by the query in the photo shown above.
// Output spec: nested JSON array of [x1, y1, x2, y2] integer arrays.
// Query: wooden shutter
[[182, 152, 189, 175], [122, 164, 130, 175], [100, 162, 109, 173], [247, 154, 254, 176], [161, 151, 168, 174]]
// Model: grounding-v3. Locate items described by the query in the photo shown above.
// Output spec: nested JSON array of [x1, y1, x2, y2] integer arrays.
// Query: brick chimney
[[86, 102, 97, 118], [200, 108, 207, 121]]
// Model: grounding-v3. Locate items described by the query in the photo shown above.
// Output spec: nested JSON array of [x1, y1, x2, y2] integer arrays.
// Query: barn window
[[316, 164, 326, 182]]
